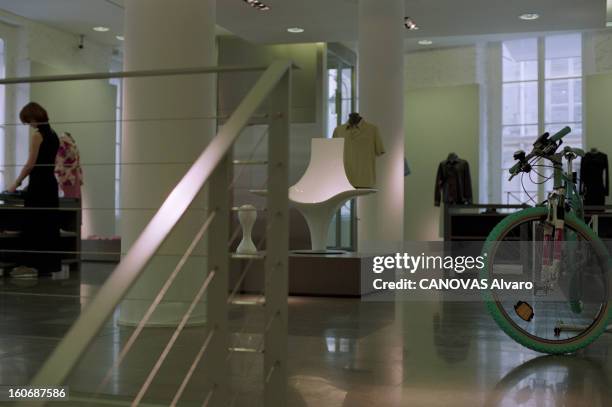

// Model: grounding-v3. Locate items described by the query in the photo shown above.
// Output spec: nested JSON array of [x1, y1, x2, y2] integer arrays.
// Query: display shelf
[[445, 204, 612, 244], [584, 205, 612, 239], [231, 252, 266, 260], [444, 204, 529, 242]]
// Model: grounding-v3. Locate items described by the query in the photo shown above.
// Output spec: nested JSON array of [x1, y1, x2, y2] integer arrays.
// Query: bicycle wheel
[[481, 207, 611, 354]]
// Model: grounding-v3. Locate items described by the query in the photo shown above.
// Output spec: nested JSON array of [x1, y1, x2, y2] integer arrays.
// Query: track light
[[242, 0, 271, 11], [404, 17, 419, 31]]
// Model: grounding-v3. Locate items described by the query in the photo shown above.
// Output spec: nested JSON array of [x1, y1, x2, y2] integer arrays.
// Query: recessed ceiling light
[[519, 13, 540, 21], [116, 35, 124, 41], [287, 27, 305, 34], [418, 40, 433, 45], [607, 22, 612, 27], [93, 26, 110, 32]]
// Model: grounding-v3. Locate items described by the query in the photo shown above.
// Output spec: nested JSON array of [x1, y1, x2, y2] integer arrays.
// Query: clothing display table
[[444, 204, 528, 241], [0, 194, 81, 269]]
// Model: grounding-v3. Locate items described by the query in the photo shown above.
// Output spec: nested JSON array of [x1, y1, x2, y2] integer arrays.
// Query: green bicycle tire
[[481, 206, 611, 354]]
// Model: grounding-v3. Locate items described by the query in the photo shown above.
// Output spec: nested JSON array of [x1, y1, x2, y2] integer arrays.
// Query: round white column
[[119, 0, 216, 326], [357, 0, 405, 249]]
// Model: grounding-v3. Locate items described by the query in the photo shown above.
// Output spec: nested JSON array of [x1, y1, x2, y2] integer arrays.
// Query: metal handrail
[[93, 210, 217, 396], [23, 60, 293, 397], [0, 64, 273, 85]]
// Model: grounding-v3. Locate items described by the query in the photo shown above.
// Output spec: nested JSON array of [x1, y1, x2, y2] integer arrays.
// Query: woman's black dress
[[22, 124, 60, 274]]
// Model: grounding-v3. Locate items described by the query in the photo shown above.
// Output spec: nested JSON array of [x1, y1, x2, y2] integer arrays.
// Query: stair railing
[[0, 60, 292, 407]]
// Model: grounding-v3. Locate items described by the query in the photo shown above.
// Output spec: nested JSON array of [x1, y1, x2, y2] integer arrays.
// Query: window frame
[[500, 33, 585, 205]]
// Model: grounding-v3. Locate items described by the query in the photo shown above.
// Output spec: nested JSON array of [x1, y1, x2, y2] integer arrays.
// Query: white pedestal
[[237, 205, 258, 254]]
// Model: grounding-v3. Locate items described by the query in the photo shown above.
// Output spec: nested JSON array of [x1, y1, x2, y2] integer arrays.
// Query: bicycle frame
[[551, 152, 583, 220], [539, 151, 584, 312]]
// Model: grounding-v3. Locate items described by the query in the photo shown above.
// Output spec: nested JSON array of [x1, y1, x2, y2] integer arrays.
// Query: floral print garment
[[55, 134, 83, 190]]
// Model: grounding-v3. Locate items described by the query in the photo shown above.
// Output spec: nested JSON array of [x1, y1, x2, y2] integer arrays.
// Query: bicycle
[[480, 126, 611, 354]]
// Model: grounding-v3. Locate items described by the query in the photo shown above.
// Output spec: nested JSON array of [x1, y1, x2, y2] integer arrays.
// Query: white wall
[[30, 62, 116, 238], [404, 48, 481, 241], [405, 46, 478, 90], [404, 84, 480, 241], [585, 30, 612, 75]]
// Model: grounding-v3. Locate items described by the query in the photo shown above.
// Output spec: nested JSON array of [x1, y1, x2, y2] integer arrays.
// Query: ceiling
[[0, 0, 607, 50]]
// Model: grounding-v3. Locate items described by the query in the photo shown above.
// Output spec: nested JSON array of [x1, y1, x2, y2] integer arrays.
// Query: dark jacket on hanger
[[435, 154, 473, 206], [580, 151, 609, 206]]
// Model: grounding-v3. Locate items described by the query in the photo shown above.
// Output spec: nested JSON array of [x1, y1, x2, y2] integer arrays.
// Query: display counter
[[0, 195, 81, 269], [444, 204, 529, 241], [445, 203, 612, 242], [231, 252, 377, 297]]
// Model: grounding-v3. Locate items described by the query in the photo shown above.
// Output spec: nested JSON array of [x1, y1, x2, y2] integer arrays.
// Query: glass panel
[[501, 125, 539, 204], [327, 69, 338, 138], [542, 33, 582, 198], [340, 67, 352, 124], [545, 78, 582, 124], [340, 201, 351, 248], [327, 218, 336, 247], [502, 82, 538, 125], [0, 39, 5, 190], [545, 34, 582, 79], [501, 37, 539, 204], [502, 38, 538, 82], [341, 68, 352, 99]]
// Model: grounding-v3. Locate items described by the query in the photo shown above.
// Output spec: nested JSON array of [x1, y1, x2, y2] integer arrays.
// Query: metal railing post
[[264, 69, 291, 406], [207, 153, 231, 406]]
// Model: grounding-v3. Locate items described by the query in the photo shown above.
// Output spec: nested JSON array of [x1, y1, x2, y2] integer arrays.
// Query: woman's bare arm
[[9, 132, 43, 192]]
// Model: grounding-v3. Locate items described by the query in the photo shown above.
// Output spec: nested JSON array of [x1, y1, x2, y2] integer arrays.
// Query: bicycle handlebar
[[508, 126, 572, 180], [549, 126, 571, 142], [509, 161, 525, 180]]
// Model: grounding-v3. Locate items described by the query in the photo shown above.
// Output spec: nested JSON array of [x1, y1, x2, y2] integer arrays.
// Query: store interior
[[0, 0, 612, 406]]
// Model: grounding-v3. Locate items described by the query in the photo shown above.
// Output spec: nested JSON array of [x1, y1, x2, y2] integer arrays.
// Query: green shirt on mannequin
[[333, 119, 385, 188]]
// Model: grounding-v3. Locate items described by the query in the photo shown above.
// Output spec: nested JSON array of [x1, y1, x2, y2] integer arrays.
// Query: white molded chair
[[290, 138, 376, 251]]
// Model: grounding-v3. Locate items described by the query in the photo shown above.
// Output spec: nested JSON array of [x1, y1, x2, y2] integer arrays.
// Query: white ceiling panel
[[0, 0, 606, 48]]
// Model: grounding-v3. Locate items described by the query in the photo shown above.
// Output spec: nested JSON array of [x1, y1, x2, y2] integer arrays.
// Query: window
[[327, 64, 354, 138], [0, 39, 5, 190], [502, 38, 539, 204], [109, 77, 122, 229], [501, 34, 583, 204]]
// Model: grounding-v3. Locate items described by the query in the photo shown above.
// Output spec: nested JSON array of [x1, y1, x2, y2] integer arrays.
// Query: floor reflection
[[485, 355, 611, 407], [0, 265, 611, 406]]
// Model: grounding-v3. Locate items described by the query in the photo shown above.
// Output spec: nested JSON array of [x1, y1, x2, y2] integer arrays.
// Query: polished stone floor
[[0, 263, 611, 406]]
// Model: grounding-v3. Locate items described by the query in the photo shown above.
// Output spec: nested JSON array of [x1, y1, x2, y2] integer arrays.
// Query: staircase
[[0, 61, 293, 407]]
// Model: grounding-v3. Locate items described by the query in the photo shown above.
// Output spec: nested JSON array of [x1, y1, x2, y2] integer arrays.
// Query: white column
[[357, 0, 405, 249], [119, 0, 216, 326]]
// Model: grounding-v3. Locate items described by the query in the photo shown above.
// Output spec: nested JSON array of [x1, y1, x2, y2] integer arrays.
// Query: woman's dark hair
[[19, 102, 49, 126]]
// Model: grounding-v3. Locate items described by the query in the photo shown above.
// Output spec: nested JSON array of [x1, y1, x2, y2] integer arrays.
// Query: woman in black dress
[[8, 102, 60, 277]]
